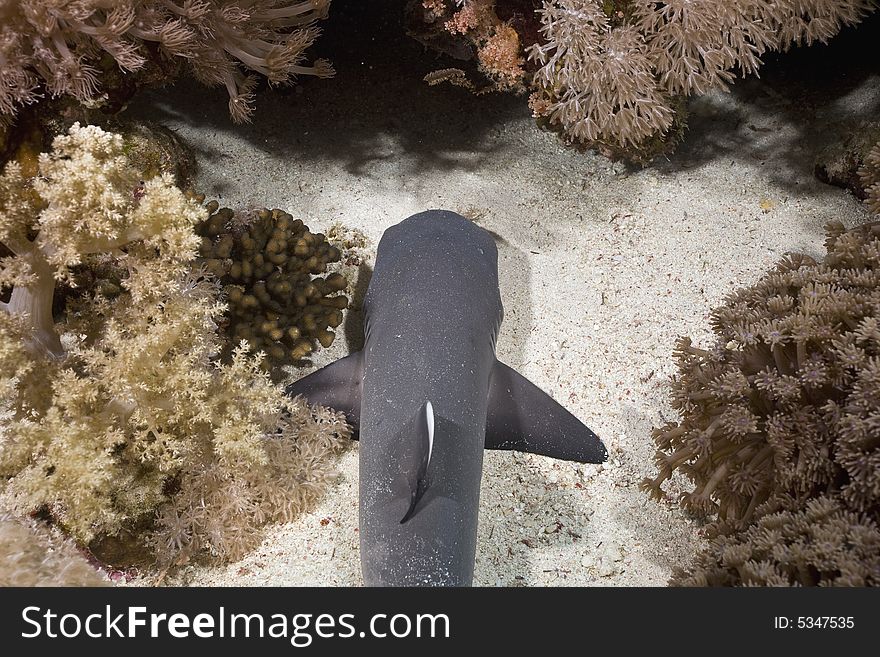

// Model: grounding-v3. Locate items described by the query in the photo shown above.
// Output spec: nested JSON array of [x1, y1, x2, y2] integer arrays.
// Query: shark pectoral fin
[[486, 360, 608, 464], [400, 400, 434, 524], [285, 351, 364, 432]]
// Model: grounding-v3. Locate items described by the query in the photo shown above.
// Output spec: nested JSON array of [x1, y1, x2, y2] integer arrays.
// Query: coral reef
[[528, 0, 876, 158], [672, 496, 880, 586], [644, 219, 880, 585], [197, 204, 348, 368], [0, 513, 107, 586], [0, 124, 350, 564], [149, 396, 348, 563], [642, 221, 880, 535], [0, 1, 334, 124], [411, 1, 876, 160]]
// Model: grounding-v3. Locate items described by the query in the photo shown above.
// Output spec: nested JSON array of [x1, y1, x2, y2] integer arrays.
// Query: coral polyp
[[672, 496, 880, 586]]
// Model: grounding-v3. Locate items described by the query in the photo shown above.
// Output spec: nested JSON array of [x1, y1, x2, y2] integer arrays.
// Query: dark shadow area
[[478, 222, 533, 374], [131, 0, 526, 178], [342, 261, 373, 353], [659, 12, 880, 193]]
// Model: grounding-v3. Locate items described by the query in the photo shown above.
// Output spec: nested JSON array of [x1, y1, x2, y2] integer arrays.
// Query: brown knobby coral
[[672, 496, 880, 586], [642, 221, 880, 536], [0, 124, 350, 563], [0, 1, 334, 124], [198, 204, 348, 368]]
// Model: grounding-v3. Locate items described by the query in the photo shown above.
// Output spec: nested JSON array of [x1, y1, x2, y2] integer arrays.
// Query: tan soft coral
[[0, 1, 334, 124], [528, 0, 876, 157], [0, 124, 350, 562], [0, 122, 203, 360], [0, 513, 108, 586], [149, 396, 349, 563]]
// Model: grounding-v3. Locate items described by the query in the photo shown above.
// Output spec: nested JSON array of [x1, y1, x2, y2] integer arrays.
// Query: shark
[[287, 210, 607, 586]]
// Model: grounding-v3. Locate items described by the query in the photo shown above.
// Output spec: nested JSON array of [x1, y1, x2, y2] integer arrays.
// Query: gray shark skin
[[287, 210, 607, 586]]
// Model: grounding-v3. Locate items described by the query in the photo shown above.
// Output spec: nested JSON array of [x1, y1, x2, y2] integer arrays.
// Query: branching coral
[[529, 1, 671, 151], [642, 221, 880, 536], [0, 513, 107, 586], [672, 496, 880, 586], [198, 204, 348, 368], [0, 124, 350, 562], [0, 1, 334, 124]]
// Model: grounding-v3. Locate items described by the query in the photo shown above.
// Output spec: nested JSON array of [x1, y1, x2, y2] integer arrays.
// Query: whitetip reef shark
[[287, 210, 607, 586]]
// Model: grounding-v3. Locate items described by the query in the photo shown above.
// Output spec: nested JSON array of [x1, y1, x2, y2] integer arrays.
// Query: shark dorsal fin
[[400, 400, 434, 524], [425, 399, 434, 466]]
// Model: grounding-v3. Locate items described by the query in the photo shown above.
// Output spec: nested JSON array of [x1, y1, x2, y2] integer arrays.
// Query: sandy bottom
[[131, 10, 879, 586]]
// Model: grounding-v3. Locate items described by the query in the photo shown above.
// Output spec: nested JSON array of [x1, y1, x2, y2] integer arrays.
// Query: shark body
[[287, 210, 606, 586]]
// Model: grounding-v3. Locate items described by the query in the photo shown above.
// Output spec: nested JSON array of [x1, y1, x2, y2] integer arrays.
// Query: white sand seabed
[[136, 64, 879, 586]]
